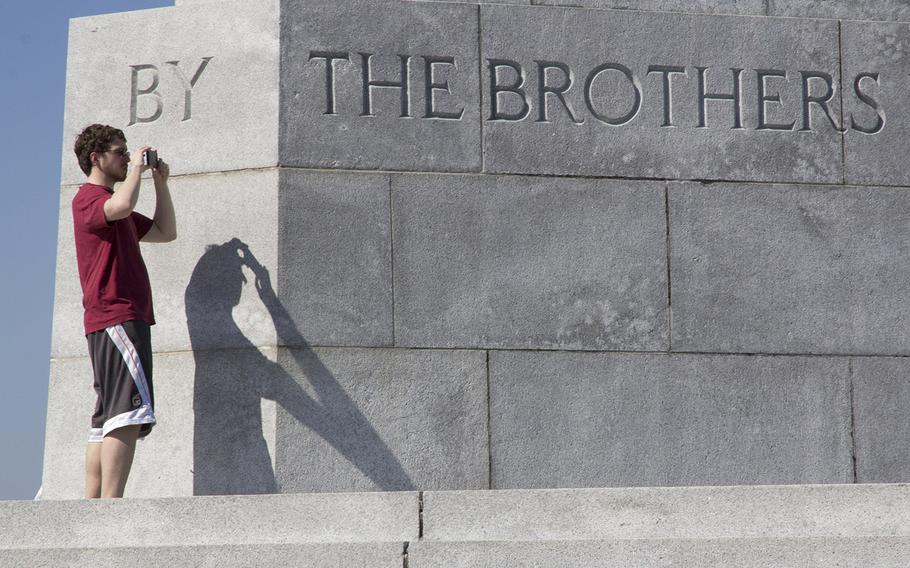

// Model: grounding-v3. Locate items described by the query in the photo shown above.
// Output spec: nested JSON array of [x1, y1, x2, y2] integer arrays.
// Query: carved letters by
[[129, 57, 213, 125]]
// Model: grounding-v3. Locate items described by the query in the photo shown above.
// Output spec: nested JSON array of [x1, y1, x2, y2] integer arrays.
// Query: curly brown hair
[[74, 124, 126, 176]]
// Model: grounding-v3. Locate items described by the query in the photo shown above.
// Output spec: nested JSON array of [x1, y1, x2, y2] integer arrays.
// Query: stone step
[[0, 492, 418, 550], [423, 483, 910, 541], [410, 537, 910, 567], [0, 543, 405, 568], [4, 484, 910, 566], [5, 537, 910, 568]]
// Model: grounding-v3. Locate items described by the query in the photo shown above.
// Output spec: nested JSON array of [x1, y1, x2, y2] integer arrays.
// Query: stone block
[[669, 182, 910, 355], [147, 170, 279, 354], [41, 356, 96, 500], [4, 544, 405, 568], [61, 1, 279, 185], [481, 5, 843, 183], [842, 21, 910, 186], [279, 0, 481, 172], [392, 174, 668, 350], [274, 347, 488, 492], [0, 492, 419, 548], [50, 186, 86, 358], [489, 351, 852, 488], [769, 1, 910, 22], [409, 538, 910, 568], [852, 357, 910, 483], [533, 0, 764, 16], [422, 484, 910, 541], [52, 169, 280, 359], [189, 348, 280, 496], [42, 351, 203, 499], [277, 170, 393, 347]]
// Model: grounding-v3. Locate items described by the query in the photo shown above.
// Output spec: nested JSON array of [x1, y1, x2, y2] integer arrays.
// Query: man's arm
[[103, 145, 151, 221], [141, 159, 177, 243]]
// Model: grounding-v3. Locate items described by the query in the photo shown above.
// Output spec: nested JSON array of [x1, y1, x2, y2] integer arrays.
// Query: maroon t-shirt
[[72, 183, 155, 335]]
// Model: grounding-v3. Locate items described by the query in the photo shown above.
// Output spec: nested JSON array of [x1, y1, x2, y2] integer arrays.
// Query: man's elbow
[[104, 200, 133, 222], [150, 223, 177, 243]]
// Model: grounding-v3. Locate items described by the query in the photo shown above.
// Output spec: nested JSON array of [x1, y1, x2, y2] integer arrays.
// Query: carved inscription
[[129, 57, 214, 125], [487, 60, 883, 133], [125, 51, 885, 135], [308, 51, 465, 120], [305, 50, 885, 134]]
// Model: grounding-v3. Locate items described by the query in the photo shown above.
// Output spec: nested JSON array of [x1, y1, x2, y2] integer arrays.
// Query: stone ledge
[[0, 492, 418, 549], [410, 536, 910, 567], [422, 484, 910, 541], [2, 543, 404, 568], [7, 485, 910, 559]]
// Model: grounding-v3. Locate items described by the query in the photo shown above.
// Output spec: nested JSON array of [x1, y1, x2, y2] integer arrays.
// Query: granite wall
[[44, 0, 910, 497]]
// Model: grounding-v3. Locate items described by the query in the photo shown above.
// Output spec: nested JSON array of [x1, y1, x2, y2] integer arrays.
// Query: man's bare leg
[[100, 425, 141, 498], [84, 442, 102, 498]]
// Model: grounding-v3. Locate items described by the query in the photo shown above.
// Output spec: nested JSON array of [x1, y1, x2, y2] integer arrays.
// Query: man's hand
[[142, 150, 177, 243], [152, 157, 170, 183], [132, 146, 153, 177]]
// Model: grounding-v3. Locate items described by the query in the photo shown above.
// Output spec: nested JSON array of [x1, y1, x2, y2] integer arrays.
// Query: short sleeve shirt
[[72, 183, 155, 335]]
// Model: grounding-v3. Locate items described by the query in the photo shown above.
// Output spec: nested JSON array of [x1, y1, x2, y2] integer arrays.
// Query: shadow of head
[[185, 238, 251, 314]]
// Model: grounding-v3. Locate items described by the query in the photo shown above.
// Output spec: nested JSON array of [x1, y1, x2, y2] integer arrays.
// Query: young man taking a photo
[[72, 124, 176, 498]]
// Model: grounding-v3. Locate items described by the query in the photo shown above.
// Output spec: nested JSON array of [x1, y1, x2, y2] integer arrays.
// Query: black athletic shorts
[[86, 320, 156, 442]]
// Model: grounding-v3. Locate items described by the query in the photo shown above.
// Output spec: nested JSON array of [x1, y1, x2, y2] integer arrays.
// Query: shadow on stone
[[186, 238, 414, 494]]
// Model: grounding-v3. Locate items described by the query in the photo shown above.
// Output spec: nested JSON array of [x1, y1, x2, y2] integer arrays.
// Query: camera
[[143, 149, 159, 169]]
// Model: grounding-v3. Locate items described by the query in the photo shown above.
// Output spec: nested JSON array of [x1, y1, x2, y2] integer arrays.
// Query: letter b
[[488, 59, 530, 121], [129, 64, 163, 125]]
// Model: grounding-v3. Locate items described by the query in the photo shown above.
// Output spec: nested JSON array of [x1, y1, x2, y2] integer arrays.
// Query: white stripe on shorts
[[106, 324, 153, 408]]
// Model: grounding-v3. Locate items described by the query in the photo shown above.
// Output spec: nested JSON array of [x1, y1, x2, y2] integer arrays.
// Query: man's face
[[93, 139, 130, 182]]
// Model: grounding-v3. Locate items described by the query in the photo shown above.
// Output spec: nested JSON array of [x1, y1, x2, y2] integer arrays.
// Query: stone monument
[[43, 0, 910, 502]]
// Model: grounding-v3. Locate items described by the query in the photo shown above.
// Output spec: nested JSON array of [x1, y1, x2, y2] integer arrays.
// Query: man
[[72, 124, 176, 498]]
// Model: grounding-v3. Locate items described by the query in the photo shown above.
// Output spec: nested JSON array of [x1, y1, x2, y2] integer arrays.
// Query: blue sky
[[0, 0, 175, 501]]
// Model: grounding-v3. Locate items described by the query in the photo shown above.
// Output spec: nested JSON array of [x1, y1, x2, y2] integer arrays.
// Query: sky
[[0, 0, 175, 501]]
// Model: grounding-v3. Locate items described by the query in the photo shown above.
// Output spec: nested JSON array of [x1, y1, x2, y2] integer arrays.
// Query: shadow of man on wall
[[186, 238, 413, 495]]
